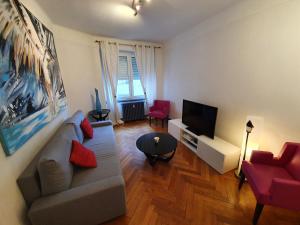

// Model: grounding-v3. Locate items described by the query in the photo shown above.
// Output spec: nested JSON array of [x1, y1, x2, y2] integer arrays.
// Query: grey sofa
[[17, 111, 126, 225]]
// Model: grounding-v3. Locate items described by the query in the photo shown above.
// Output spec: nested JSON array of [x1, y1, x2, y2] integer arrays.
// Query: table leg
[[159, 148, 176, 162], [144, 148, 177, 166], [144, 153, 158, 166], [92, 115, 101, 122], [102, 113, 109, 121]]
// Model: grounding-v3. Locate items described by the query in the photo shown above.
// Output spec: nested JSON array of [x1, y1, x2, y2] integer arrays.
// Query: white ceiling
[[36, 0, 239, 42]]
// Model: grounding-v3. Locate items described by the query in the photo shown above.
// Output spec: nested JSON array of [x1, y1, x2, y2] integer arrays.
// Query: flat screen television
[[182, 100, 218, 139]]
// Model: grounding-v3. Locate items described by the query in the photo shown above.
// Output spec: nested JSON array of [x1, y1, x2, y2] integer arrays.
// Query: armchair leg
[[253, 203, 264, 225], [161, 119, 164, 128], [239, 171, 246, 190]]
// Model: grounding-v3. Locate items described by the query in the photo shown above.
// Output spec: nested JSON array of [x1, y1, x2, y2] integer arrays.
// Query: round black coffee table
[[136, 132, 177, 166]]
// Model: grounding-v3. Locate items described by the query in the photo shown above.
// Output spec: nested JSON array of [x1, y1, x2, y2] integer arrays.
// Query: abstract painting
[[0, 0, 67, 155]]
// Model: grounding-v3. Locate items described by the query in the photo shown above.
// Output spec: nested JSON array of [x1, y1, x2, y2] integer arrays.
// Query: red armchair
[[239, 142, 300, 225], [149, 100, 170, 128]]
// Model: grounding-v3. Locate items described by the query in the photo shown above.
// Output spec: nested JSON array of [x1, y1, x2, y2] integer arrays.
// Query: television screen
[[182, 100, 218, 139]]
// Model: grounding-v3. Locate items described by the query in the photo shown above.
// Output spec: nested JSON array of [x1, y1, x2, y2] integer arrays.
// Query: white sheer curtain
[[99, 41, 122, 124], [135, 45, 157, 111]]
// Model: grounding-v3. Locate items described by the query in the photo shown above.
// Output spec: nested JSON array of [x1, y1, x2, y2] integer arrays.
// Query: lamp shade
[[246, 120, 254, 133]]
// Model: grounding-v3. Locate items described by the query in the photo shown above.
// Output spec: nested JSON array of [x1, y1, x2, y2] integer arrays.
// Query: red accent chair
[[239, 142, 300, 225], [149, 100, 170, 128]]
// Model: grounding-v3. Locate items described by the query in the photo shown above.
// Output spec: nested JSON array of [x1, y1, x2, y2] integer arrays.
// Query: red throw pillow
[[80, 118, 93, 139], [70, 140, 97, 168]]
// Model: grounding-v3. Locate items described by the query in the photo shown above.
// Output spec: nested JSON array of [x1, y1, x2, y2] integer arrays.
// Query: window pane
[[117, 80, 130, 97], [118, 56, 129, 80], [117, 55, 130, 98], [131, 56, 144, 97], [131, 56, 139, 80], [133, 80, 144, 96]]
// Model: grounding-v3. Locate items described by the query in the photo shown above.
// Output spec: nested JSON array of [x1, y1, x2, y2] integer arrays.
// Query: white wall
[[53, 26, 106, 116], [163, 0, 300, 154], [0, 1, 68, 225]]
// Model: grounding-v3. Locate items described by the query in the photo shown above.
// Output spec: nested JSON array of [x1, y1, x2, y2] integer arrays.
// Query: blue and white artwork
[[0, 0, 67, 155]]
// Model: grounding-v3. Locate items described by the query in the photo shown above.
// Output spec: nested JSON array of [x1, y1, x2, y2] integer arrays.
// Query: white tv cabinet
[[168, 119, 240, 174]]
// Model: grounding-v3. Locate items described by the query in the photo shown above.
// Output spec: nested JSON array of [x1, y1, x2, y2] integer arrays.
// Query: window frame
[[117, 51, 144, 102]]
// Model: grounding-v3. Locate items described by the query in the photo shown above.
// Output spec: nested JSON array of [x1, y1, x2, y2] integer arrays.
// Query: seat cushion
[[83, 125, 116, 148], [71, 125, 121, 188], [70, 140, 97, 168], [71, 154, 121, 188], [149, 110, 167, 119], [242, 162, 294, 204]]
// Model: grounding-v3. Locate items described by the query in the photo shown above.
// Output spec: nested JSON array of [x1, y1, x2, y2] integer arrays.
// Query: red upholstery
[[286, 146, 300, 180], [149, 100, 170, 119], [241, 142, 300, 210], [80, 118, 94, 139], [70, 140, 97, 168]]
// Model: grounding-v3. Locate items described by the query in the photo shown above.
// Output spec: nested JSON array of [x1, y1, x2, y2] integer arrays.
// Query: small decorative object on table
[[154, 136, 160, 145]]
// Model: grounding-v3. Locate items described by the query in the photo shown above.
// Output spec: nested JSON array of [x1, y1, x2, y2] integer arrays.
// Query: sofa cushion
[[70, 140, 97, 168], [149, 110, 167, 119], [71, 154, 121, 188], [28, 175, 126, 225], [83, 125, 115, 148], [65, 111, 85, 143], [17, 148, 46, 206], [71, 126, 121, 188], [38, 124, 77, 196], [80, 118, 93, 139]]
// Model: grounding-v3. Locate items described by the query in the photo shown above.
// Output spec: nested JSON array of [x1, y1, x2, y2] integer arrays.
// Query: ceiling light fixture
[[132, 0, 150, 16]]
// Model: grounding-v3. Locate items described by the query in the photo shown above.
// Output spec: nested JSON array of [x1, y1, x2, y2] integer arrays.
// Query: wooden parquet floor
[[104, 121, 300, 225]]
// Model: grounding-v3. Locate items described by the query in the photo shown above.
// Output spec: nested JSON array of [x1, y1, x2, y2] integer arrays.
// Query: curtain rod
[[95, 40, 161, 49]]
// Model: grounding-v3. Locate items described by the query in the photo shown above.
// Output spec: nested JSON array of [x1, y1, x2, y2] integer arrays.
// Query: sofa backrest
[[17, 123, 78, 206], [286, 143, 300, 181], [65, 110, 85, 143], [154, 100, 170, 114]]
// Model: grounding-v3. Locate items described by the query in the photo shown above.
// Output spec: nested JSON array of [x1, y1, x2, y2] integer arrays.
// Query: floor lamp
[[236, 120, 254, 178]]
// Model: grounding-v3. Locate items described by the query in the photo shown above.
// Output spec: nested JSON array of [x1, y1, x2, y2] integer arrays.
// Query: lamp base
[[234, 169, 241, 179], [235, 169, 248, 183]]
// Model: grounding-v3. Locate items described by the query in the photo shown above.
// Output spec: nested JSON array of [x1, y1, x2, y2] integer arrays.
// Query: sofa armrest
[[29, 176, 126, 225], [90, 120, 112, 128], [270, 178, 300, 210], [250, 150, 276, 165]]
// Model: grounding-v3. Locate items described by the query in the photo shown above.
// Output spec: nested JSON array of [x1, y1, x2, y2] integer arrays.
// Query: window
[[117, 52, 144, 100]]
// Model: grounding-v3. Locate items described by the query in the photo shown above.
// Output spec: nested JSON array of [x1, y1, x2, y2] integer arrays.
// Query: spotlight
[[132, 0, 150, 16]]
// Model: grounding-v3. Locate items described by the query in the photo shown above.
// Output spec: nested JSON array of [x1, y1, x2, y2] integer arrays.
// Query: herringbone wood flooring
[[105, 121, 300, 225]]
